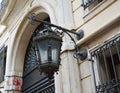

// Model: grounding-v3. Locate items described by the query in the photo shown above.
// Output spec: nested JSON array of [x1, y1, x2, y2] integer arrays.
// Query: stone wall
[[72, 0, 120, 93]]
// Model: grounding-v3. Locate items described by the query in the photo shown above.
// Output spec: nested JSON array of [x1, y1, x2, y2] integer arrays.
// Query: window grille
[[0, 46, 6, 83], [81, 0, 104, 10], [89, 36, 120, 93]]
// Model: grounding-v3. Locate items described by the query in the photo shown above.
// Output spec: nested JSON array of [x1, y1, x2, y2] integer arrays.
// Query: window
[[0, 46, 7, 83], [81, 0, 104, 10], [90, 36, 120, 93]]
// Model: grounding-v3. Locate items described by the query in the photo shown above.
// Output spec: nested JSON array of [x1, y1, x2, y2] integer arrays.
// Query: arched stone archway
[[4, 0, 80, 93], [4, 1, 58, 92]]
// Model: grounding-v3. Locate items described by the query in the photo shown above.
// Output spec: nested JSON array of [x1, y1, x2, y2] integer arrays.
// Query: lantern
[[33, 27, 62, 78]]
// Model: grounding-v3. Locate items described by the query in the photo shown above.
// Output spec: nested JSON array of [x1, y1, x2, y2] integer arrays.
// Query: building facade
[[0, 0, 120, 93]]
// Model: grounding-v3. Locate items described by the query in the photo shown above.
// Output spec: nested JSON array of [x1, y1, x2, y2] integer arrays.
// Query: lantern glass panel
[[51, 40, 61, 64], [36, 40, 48, 64], [36, 38, 61, 66]]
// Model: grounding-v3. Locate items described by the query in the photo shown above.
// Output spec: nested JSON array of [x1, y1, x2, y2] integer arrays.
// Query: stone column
[[60, 51, 82, 93]]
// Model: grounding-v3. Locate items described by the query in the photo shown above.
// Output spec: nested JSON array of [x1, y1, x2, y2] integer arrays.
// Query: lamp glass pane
[[37, 40, 48, 64], [51, 40, 61, 64]]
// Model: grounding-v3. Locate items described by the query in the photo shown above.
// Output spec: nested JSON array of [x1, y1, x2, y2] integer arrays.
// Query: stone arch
[[4, 0, 79, 93], [5, 1, 57, 77]]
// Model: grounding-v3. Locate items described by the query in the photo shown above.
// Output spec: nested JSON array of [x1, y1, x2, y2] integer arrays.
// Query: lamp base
[[76, 29, 84, 40], [74, 49, 87, 61]]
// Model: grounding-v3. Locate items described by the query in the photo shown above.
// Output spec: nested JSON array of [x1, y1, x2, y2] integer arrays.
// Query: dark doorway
[[22, 18, 55, 93]]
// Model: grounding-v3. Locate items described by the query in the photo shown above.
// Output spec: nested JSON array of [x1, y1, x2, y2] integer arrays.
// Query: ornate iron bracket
[[28, 13, 87, 61]]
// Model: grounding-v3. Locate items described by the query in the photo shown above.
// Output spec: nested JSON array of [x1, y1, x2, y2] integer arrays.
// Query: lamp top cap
[[33, 26, 62, 41]]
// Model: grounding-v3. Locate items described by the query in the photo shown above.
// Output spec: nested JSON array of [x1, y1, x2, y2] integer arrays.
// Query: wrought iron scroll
[[24, 41, 39, 72]]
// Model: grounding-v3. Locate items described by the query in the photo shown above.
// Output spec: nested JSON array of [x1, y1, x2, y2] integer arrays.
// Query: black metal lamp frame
[[28, 13, 87, 61]]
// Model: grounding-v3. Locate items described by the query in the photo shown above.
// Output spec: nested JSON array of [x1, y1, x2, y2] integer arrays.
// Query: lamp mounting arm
[[28, 13, 84, 40], [28, 13, 87, 61]]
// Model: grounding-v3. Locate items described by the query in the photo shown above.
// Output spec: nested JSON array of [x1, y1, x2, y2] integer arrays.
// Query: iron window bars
[[81, 0, 104, 10], [89, 35, 120, 93]]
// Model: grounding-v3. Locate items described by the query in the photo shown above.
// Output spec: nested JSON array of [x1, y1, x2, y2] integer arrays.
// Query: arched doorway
[[22, 17, 55, 93]]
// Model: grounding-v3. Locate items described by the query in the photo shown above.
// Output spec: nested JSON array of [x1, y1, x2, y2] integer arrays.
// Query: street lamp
[[33, 26, 62, 79], [28, 13, 87, 79]]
